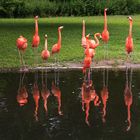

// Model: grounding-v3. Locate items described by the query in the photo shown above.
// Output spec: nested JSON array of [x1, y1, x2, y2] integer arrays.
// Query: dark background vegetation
[[0, 0, 140, 18]]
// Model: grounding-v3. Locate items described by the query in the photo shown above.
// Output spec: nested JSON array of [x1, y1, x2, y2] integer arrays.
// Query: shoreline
[[1, 62, 140, 73]]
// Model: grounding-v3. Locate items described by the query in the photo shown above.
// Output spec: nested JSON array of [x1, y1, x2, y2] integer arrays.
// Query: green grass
[[0, 15, 140, 68]]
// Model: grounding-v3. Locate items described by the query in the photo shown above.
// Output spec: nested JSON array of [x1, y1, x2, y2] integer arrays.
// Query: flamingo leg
[[85, 102, 90, 126], [57, 96, 63, 115]]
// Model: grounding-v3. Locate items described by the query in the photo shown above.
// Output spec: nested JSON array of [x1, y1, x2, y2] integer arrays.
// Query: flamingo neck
[[58, 29, 62, 47], [82, 20, 85, 37], [129, 21, 132, 37], [44, 38, 48, 50], [94, 33, 100, 46], [104, 10, 107, 30], [35, 19, 38, 35]]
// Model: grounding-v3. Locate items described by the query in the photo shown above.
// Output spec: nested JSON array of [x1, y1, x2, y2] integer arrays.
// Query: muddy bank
[[0, 60, 140, 73]]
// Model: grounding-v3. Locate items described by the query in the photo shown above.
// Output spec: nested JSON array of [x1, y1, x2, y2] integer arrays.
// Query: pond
[[0, 68, 140, 140]]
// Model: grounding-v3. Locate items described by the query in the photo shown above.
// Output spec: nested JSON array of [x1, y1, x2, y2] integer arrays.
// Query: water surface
[[0, 69, 140, 140]]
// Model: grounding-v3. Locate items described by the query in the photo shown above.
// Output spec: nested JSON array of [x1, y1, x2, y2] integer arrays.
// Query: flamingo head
[[35, 16, 38, 19], [45, 34, 47, 38], [82, 20, 85, 24], [127, 16, 133, 22], [86, 33, 90, 39], [58, 26, 64, 31], [105, 8, 108, 12]]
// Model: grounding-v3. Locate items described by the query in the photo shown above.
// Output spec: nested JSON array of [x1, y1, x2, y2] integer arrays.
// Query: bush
[[0, 0, 140, 18]]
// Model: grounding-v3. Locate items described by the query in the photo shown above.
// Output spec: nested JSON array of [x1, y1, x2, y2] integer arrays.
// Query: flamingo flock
[[16, 9, 134, 129]]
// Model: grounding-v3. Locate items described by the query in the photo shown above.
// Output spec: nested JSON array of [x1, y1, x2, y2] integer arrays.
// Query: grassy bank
[[0, 15, 140, 68]]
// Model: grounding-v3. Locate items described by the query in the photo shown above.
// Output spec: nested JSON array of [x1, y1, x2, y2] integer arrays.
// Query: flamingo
[[51, 26, 63, 55], [17, 86, 28, 106], [41, 34, 50, 61], [124, 67, 133, 131], [51, 81, 63, 115], [125, 16, 133, 61], [16, 35, 28, 70], [33, 82, 40, 121], [81, 81, 91, 126], [17, 71, 28, 106], [81, 80, 100, 126], [41, 68, 50, 114], [85, 33, 102, 58], [102, 8, 109, 43], [32, 16, 40, 66], [101, 86, 109, 123], [41, 83, 50, 114], [102, 8, 109, 61]]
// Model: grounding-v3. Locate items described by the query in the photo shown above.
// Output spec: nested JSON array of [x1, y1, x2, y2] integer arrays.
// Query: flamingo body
[[16, 36, 28, 51], [32, 35, 40, 48], [41, 50, 50, 60]]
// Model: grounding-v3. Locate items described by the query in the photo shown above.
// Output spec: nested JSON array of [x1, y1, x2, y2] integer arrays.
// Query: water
[[0, 69, 140, 140]]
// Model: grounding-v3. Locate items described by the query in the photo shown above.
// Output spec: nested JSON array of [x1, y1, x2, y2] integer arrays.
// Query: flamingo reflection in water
[[41, 69, 50, 115], [101, 68, 109, 123], [124, 67, 133, 131], [32, 72, 40, 121], [17, 71, 28, 106], [81, 72, 100, 126], [51, 81, 63, 115]]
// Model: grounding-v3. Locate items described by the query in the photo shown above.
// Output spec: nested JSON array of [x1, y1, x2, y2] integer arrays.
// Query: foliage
[[0, 0, 140, 18]]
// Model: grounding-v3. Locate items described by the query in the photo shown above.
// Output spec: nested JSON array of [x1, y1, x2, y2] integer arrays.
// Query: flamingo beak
[[100, 35, 102, 39], [35, 16, 38, 19], [59, 26, 64, 29], [45, 34, 47, 38], [127, 16, 132, 21], [105, 8, 108, 11]]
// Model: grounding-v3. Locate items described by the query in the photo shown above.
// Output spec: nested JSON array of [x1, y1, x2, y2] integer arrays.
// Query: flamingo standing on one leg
[[102, 8, 109, 60], [51, 81, 63, 115], [41, 34, 50, 61], [16, 35, 28, 70], [32, 16, 40, 66], [125, 16, 133, 63]]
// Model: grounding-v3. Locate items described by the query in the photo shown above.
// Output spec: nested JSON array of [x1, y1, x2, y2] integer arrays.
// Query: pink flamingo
[[16, 35, 28, 69], [125, 16, 133, 61], [83, 47, 92, 74], [124, 67, 133, 131], [41, 34, 50, 61], [51, 26, 63, 55], [85, 33, 102, 58], [102, 8, 109, 60], [41, 83, 50, 115], [81, 81, 91, 126], [81, 80, 100, 126], [17, 85, 28, 106], [101, 86, 109, 123], [51, 81, 63, 115], [33, 82, 40, 121], [32, 16, 40, 66], [102, 8, 109, 43]]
